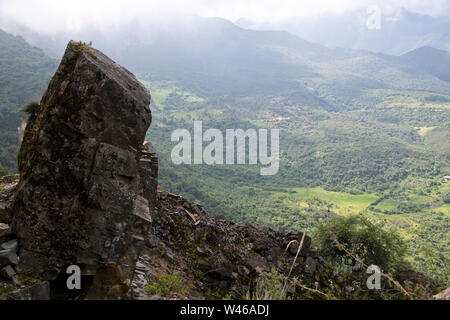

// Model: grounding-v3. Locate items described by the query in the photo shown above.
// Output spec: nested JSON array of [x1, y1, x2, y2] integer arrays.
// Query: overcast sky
[[1, 0, 449, 34]]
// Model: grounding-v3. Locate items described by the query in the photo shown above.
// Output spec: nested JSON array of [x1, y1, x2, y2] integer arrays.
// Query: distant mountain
[[399, 46, 450, 83], [2, 16, 450, 107], [0, 29, 57, 171], [18, 16, 449, 104], [1, 16, 450, 111], [235, 9, 450, 55]]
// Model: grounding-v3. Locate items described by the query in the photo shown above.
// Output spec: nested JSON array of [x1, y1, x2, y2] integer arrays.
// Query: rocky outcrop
[[129, 190, 324, 300], [8, 41, 155, 298]]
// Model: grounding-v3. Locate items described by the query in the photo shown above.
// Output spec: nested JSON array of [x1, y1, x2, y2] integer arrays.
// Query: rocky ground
[[129, 189, 324, 300]]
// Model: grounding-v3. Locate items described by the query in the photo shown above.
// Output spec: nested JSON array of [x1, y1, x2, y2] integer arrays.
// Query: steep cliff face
[[9, 41, 155, 298]]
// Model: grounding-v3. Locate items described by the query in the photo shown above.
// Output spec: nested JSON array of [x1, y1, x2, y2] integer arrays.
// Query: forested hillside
[[145, 76, 449, 280], [0, 29, 57, 172]]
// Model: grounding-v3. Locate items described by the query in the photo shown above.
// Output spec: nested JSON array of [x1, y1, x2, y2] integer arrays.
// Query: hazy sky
[[1, 0, 449, 34]]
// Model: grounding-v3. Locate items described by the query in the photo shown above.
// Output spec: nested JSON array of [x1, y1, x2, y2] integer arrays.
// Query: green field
[[273, 187, 379, 215], [140, 80, 204, 110]]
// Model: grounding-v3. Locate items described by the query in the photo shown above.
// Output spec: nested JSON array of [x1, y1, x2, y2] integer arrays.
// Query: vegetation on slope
[[0, 29, 57, 172], [143, 78, 449, 283]]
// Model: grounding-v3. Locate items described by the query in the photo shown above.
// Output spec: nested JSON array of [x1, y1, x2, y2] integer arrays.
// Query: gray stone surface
[[0, 265, 16, 279], [0, 248, 18, 267], [1, 239, 18, 251]]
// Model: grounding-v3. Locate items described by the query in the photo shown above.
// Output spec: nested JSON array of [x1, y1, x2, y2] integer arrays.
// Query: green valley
[[142, 75, 449, 282]]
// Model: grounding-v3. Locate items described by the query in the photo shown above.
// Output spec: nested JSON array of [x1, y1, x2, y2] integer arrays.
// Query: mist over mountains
[[4, 14, 450, 98], [236, 8, 450, 55]]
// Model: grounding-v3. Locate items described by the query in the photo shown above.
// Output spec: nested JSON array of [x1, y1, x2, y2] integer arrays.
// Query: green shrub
[[144, 273, 184, 296], [17, 272, 41, 286], [250, 268, 287, 300], [313, 215, 408, 272], [442, 192, 450, 204], [23, 101, 40, 116]]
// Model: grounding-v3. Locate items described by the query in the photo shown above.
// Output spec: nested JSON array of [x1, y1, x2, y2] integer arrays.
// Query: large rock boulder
[[10, 41, 155, 298]]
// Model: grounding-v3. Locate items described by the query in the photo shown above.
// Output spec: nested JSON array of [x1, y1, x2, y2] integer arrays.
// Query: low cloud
[[0, 0, 449, 35]]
